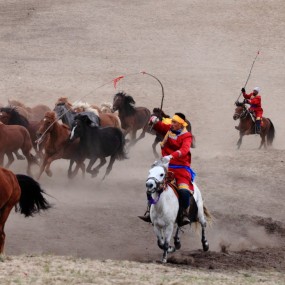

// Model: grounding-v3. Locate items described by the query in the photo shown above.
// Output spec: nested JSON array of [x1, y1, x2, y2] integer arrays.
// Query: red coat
[[243, 92, 263, 118], [153, 121, 193, 191]]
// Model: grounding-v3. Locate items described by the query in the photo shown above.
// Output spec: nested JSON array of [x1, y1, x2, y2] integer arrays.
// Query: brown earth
[[0, 0, 284, 283]]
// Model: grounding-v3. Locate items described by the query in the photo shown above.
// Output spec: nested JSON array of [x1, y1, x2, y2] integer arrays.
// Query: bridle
[[234, 106, 249, 120], [146, 166, 168, 205]]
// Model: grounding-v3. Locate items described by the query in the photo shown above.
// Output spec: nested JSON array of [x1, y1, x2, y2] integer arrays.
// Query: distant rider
[[242, 86, 263, 134]]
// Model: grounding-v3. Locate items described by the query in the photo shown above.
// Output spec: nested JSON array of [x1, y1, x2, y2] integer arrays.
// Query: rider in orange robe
[[139, 113, 195, 226], [242, 86, 263, 134]]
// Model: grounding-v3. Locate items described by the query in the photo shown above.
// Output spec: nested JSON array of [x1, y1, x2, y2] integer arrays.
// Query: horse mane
[[114, 91, 136, 115], [44, 111, 57, 120], [56, 97, 72, 108], [8, 99, 26, 108], [0, 107, 29, 127], [72, 101, 99, 116], [100, 102, 113, 113]]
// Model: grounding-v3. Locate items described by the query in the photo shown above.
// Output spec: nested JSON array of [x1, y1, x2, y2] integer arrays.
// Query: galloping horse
[[0, 107, 44, 158], [36, 111, 86, 179], [112, 92, 151, 145], [54, 98, 121, 129], [69, 113, 127, 179], [233, 103, 275, 149], [150, 108, 196, 158], [0, 123, 38, 176], [8, 99, 50, 121], [145, 159, 210, 263], [0, 167, 51, 253]]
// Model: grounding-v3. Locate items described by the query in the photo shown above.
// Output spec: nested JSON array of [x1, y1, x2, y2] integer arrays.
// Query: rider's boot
[[255, 119, 261, 134], [177, 206, 191, 227], [138, 204, 151, 223]]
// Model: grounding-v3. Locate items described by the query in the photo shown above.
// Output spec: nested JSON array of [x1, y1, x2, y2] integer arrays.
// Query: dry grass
[[0, 254, 284, 285]]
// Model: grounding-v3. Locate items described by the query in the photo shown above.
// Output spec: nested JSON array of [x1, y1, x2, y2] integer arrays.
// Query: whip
[[235, 50, 260, 104]]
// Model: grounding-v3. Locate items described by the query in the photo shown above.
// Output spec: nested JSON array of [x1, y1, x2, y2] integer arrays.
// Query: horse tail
[[267, 118, 275, 146], [15, 174, 51, 217], [203, 205, 212, 223], [115, 130, 128, 160]]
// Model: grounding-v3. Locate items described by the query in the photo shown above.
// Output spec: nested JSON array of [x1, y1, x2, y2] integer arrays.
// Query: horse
[[69, 113, 127, 179], [36, 111, 86, 180], [0, 166, 51, 253], [0, 122, 38, 176], [145, 159, 210, 263], [72, 101, 121, 129], [150, 108, 196, 158], [112, 92, 151, 145], [0, 107, 45, 159], [233, 103, 275, 149], [54, 98, 121, 129], [8, 99, 50, 121]]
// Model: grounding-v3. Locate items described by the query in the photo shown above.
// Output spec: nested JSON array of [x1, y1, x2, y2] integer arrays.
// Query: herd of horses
[[0, 93, 276, 261]]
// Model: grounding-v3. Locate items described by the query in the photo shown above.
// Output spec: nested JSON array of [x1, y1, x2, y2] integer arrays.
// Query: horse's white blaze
[[70, 125, 77, 140]]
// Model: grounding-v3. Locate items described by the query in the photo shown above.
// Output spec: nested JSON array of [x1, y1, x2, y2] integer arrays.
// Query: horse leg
[[37, 156, 48, 180], [162, 224, 176, 263], [102, 156, 116, 180], [201, 224, 209, 252], [173, 226, 181, 250], [14, 150, 25, 160], [92, 158, 107, 178], [259, 134, 267, 149], [0, 205, 15, 253], [5, 152, 14, 169], [237, 133, 243, 149], [154, 226, 164, 250], [152, 137, 160, 158]]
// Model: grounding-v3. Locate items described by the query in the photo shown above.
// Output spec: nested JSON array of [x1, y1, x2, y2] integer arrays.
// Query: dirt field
[[0, 0, 284, 284]]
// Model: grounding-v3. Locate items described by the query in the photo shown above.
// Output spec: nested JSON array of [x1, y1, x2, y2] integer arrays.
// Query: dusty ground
[[0, 0, 284, 284]]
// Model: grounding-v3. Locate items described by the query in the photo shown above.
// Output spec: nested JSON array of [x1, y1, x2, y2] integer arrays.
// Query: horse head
[[233, 104, 248, 120], [146, 159, 169, 193], [0, 107, 29, 127], [112, 92, 136, 112], [36, 111, 57, 142]]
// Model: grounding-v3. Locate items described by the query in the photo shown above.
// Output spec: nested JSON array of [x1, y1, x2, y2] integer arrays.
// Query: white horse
[[145, 159, 210, 263]]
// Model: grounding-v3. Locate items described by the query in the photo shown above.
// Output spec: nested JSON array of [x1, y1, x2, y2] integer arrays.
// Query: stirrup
[[138, 213, 151, 223]]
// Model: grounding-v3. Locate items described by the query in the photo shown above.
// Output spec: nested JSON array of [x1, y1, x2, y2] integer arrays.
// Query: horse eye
[[160, 173, 164, 177]]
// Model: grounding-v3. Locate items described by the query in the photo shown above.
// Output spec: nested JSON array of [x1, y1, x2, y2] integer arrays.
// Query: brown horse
[[0, 122, 38, 175], [150, 108, 196, 158], [112, 92, 151, 145], [233, 103, 275, 149], [0, 107, 45, 159], [8, 99, 50, 121], [0, 167, 50, 253], [36, 111, 85, 180]]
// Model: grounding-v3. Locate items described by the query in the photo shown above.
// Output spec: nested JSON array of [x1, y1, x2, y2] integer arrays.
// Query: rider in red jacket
[[139, 113, 194, 227], [242, 86, 263, 134]]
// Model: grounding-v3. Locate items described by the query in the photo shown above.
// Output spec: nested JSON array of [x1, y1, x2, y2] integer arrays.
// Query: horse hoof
[[174, 241, 181, 250], [202, 241, 209, 252], [162, 258, 167, 264]]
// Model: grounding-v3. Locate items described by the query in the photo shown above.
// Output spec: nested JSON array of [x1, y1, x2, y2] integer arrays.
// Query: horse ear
[[126, 95, 136, 105]]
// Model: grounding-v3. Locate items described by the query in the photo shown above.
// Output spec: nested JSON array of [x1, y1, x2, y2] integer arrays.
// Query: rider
[[241, 86, 263, 134], [139, 112, 194, 227]]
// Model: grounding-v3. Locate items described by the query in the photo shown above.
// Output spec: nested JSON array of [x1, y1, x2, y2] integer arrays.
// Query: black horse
[[149, 108, 196, 158], [69, 113, 127, 179]]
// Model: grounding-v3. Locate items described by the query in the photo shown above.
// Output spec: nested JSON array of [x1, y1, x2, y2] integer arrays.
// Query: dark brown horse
[[0, 167, 50, 253], [36, 111, 85, 180], [112, 92, 151, 145], [150, 108, 196, 158], [0, 122, 38, 175], [8, 99, 50, 121], [233, 103, 275, 149], [0, 107, 45, 159]]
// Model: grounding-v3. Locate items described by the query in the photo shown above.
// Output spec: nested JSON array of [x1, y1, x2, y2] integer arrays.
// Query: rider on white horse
[[139, 112, 195, 227]]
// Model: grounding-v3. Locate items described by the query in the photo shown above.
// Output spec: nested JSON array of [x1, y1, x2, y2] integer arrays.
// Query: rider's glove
[[161, 155, 172, 163], [241, 87, 246, 93], [149, 116, 159, 125]]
